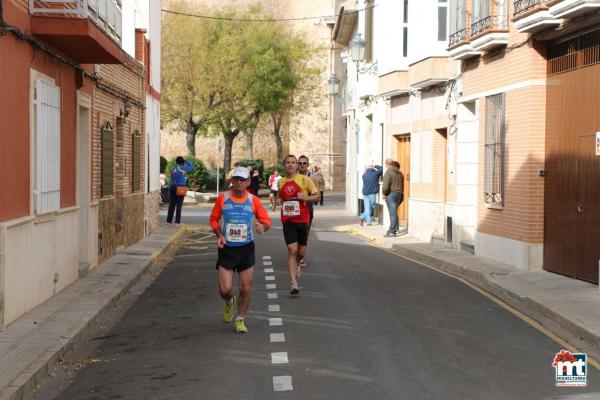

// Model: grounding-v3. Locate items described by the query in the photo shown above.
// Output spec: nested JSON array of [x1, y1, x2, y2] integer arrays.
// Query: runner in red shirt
[[277, 155, 319, 294]]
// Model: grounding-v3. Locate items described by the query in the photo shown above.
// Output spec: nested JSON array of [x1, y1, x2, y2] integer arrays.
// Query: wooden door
[[575, 135, 600, 283], [544, 47, 600, 284], [396, 135, 410, 227]]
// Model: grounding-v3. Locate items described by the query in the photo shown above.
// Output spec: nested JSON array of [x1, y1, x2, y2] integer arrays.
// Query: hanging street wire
[[160, 4, 376, 22]]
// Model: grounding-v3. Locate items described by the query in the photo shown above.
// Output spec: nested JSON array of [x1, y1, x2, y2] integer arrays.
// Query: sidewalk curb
[[337, 226, 600, 362], [1, 226, 187, 400]]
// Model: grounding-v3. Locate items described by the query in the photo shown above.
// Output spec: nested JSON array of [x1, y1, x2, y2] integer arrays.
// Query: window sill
[[485, 203, 503, 210]]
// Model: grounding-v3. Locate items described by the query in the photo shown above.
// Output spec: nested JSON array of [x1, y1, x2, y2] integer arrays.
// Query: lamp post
[[327, 73, 340, 96]]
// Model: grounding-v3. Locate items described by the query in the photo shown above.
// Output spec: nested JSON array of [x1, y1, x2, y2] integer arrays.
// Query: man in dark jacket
[[382, 160, 404, 237], [360, 164, 383, 225]]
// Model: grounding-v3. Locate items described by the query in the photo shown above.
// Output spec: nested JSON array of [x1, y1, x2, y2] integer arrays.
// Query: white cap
[[232, 166, 250, 179]]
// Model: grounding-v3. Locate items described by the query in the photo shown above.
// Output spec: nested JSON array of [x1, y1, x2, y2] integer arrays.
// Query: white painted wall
[[2, 211, 79, 326], [454, 100, 479, 245], [408, 0, 450, 65]]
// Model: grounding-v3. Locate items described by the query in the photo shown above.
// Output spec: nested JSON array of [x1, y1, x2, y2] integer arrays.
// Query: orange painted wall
[[0, 0, 85, 221]]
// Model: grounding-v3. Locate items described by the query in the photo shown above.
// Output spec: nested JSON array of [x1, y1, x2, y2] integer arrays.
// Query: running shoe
[[299, 259, 307, 268], [235, 318, 248, 333], [222, 296, 236, 323], [290, 281, 300, 295]]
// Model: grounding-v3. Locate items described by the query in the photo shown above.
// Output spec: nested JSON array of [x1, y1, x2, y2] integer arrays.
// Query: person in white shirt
[[268, 170, 282, 211]]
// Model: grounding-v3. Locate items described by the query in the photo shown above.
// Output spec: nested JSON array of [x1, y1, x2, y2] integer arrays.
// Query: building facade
[[0, 0, 161, 329], [338, 0, 460, 243], [338, 0, 599, 284]]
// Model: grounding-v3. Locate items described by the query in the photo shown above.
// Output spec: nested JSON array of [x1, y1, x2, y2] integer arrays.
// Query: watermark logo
[[553, 350, 587, 387]]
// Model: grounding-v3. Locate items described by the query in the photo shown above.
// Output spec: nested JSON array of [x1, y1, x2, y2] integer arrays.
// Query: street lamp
[[349, 32, 377, 75], [327, 73, 340, 96], [350, 33, 366, 63]]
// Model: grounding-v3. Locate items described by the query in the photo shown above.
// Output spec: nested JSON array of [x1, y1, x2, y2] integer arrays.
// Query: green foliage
[[160, 156, 168, 174], [238, 159, 264, 178], [204, 169, 226, 191]]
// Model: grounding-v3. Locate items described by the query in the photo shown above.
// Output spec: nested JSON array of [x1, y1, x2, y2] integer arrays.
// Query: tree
[[161, 1, 227, 156]]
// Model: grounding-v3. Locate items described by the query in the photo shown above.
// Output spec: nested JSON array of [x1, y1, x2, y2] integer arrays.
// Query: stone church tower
[[161, 0, 347, 190]]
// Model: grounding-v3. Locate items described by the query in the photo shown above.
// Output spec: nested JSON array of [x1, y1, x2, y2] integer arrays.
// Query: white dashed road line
[[273, 376, 293, 391], [264, 255, 294, 393], [271, 352, 289, 364], [270, 333, 285, 343]]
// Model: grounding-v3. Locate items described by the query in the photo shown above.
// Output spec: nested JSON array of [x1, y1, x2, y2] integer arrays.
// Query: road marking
[[269, 318, 283, 326], [268, 304, 280, 312], [266, 284, 276, 290], [267, 293, 278, 299], [271, 352, 289, 364], [264, 261, 273, 266], [270, 333, 285, 343], [263, 256, 272, 260], [273, 376, 293, 391], [264, 268, 274, 273], [380, 247, 600, 371], [265, 275, 275, 281]]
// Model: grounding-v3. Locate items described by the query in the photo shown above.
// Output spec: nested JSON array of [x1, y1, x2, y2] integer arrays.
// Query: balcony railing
[[449, 27, 469, 47], [471, 15, 508, 37], [514, 0, 549, 17], [30, 0, 122, 44]]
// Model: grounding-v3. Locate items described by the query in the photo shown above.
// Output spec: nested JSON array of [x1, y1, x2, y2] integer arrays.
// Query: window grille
[[101, 122, 114, 197], [35, 79, 61, 214], [484, 93, 505, 206]]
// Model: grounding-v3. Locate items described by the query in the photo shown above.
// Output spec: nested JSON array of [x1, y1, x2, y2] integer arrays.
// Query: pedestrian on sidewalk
[[210, 166, 272, 333], [382, 160, 404, 237], [166, 156, 193, 224], [311, 166, 326, 206], [360, 163, 383, 226]]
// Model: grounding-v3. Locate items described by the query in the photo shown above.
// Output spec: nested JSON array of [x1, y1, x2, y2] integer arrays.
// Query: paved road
[[35, 196, 600, 399]]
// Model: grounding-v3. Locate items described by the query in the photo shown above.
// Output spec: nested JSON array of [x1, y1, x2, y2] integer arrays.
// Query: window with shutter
[[132, 130, 141, 192], [101, 122, 114, 197], [35, 79, 61, 214], [484, 93, 505, 206]]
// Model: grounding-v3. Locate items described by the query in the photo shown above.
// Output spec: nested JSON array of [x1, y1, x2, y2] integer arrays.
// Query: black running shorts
[[283, 222, 309, 246], [216, 242, 255, 272]]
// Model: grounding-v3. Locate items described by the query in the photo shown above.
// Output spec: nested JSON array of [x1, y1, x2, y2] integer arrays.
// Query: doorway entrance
[[76, 93, 92, 275], [395, 135, 410, 228], [544, 37, 600, 284]]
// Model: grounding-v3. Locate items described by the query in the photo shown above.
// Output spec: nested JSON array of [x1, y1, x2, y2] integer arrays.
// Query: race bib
[[282, 201, 300, 216], [226, 223, 248, 243]]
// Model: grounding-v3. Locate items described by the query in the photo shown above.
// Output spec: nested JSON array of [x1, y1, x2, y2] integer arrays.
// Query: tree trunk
[[222, 129, 240, 175], [245, 131, 254, 159], [271, 114, 284, 166], [186, 118, 198, 157]]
